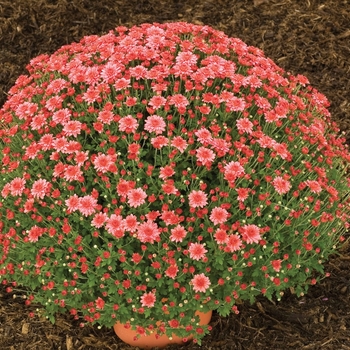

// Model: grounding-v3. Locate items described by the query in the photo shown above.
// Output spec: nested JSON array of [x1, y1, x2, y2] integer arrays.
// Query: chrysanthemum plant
[[0, 22, 349, 344]]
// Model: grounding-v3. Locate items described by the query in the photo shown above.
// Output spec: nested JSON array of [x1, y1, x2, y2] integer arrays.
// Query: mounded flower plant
[[0, 22, 349, 345]]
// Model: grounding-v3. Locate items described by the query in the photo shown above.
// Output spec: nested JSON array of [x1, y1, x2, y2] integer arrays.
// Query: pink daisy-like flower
[[101, 62, 122, 83], [236, 187, 249, 201], [241, 224, 261, 244], [31, 179, 51, 199], [64, 165, 83, 181], [159, 165, 175, 179], [106, 214, 125, 238], [65, 194, 80, 212], [39, 134, 54, 151], [114, 77, 130, 91], [195, 128, 213, 144], [97, 110, 114, 125], [225, 234, 242, 252], [91, 212, 108, 228], [272, 176, 291, 195], [30, 114, 47, 130], [224, 161, 245, 182], [144, 115, 166, 134], [140, 292, 156, 308], [209, 207, 229, 225], [137, 221, 161, 243], [116, 179, 131, 197], [257, 134, 276, 148], [151, 136, 169, 149], [9, 177, 26, 196], [168, 94, 189, 109], [45, 95, 63, 111], [188, 243, 208, 261], [63, 120, 82, 137], [127, 188, 147, 208], [1, 183, 11, 198], [165, 264, 179, 279], [78, 195, 98, 217], [191, 273, 211, 293], [273, 142, 291, 160], [171, 136, 188, 153], [170, 225, 187, 243], [118, 115, 138, 134], [148, 95, 166, 109], [305, 180, 322, 194], [188, 190, 208, 208], [236, 118, 253, 134], [27, 225, 45, 243], [93, 154, 114, 173], [214, 228, 228, 244], [75, 151, 89, 166], [123, 214, 139, 232], [161, 180, 177, 195], [52, 108, 71, 125], [196, 147, 215, 164]]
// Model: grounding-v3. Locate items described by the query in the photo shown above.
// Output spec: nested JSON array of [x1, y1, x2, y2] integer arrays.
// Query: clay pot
[[113, 309, 212, 349]]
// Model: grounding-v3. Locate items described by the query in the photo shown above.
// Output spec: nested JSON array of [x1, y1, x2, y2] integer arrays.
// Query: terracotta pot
[[113, 309, 212, 349]]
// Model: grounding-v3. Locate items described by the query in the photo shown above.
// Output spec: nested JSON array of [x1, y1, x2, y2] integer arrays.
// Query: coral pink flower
[[214, 228, 228, 244], [305, 180, 322, 194], [95, 297, 105, 310], [93, 154, 114, 173], [159, 165, 175, 179], [127, 188, 147, 208], [137, 221, 161, 243], [171, 136, 188, 153], [31, 179, 51, 199], [195, 128, 212, 144], [64, 165, 83, 181], [168, 94, 189, 109], [123, 214, 139, 232], [209, 207, 229, 225], [188, 190, 208, 208], [148, 95, 166, 109], [106, 214, 124, 238], [78, 195, 98, 217], [118, 115, 138, 134], [97, 110, 114, 124], [272, 176, 291, 195], [188, 243, 208, 261], [165, 264, 179, 279], [52, 108, 71, 125], [140, 292, 156, 308], [144, 115, 166, 134], [65, 194, 80, 212], [116, 179, 132, 197], [63, 120, 82, 137], [191, 273, 211, 293], [170, 225, 187, 243], [196, 147, 215, 164], [151, 136, 169, 149], [224, 161, 245, 182], [241, 224, 261, 244], [225, 234, 242, 252], [236, 187, 249, 201], [271, 259, 282, 272], [27, 225, 45, 243], [91, 213, 108, 228], [236, 118, 253, 134], [9, 177, 26, 196]]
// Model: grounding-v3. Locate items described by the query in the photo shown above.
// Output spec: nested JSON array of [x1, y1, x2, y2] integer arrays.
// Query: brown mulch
[[1, 1, 350, 349]]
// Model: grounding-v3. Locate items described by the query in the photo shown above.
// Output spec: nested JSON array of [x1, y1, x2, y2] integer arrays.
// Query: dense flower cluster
[[0, 22, 349, 343]]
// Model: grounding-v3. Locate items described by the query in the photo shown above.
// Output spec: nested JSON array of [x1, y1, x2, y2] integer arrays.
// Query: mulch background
[[0, 1, 350, 349]]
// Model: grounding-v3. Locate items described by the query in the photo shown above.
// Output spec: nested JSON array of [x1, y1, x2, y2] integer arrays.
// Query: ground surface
[[0, 1, 350, 349]]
